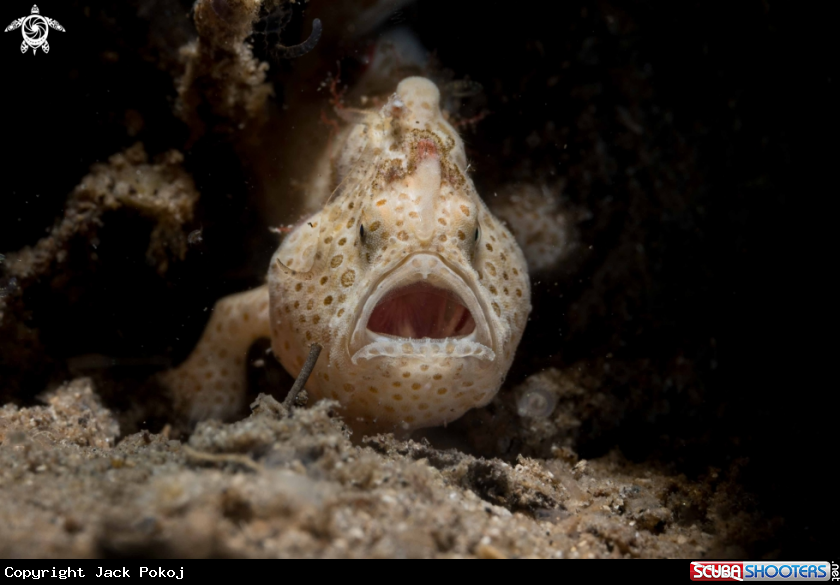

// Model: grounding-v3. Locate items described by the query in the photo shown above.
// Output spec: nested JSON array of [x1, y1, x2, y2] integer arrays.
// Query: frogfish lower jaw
[[349, 253, 495, 364]]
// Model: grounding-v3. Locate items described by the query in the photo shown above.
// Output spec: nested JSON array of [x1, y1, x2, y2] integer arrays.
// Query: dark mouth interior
[[367, 282, 476, 339]]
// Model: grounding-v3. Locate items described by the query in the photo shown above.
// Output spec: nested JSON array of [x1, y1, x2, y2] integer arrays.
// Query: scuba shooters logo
[[5, 5, 65, 54], [690, 561, 834, 581]]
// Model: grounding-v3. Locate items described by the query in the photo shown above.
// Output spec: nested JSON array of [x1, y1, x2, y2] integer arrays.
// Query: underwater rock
[[0, 378, 119, 450]]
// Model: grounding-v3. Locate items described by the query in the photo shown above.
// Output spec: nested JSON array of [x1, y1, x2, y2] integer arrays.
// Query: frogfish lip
[[349, 253, 495, 364]]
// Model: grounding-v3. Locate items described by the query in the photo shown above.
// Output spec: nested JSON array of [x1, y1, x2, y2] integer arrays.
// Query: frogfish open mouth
[[162, 77, 532, 433]]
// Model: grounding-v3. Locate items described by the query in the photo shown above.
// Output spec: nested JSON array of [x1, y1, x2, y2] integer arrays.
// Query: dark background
[[0, 0, 833, 557]]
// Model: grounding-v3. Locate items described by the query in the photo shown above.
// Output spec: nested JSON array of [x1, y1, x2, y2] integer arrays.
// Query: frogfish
[[163, 77, 532, 433]]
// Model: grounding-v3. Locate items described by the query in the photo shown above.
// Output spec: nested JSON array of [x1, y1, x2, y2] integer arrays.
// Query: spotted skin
[[162, 287, 271, 421], [165, 77, 532, 432]]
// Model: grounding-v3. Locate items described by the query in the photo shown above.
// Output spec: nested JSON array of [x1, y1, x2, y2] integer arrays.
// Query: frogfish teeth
[[163, 77, 532, 433]]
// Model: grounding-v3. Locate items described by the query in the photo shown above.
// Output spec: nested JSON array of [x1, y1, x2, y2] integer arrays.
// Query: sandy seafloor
[[0, 0, 832, 558], [0, 379, 764, 558]]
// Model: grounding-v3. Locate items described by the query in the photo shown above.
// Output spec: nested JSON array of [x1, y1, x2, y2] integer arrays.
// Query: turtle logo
[[5, 5, 65, 54]]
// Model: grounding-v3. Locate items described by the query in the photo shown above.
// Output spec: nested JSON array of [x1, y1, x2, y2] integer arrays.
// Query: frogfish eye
[[360, 224, 365, 242]]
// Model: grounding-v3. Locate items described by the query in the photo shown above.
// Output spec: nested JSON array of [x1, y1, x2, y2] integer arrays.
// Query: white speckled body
[[165, 77, 531, 433], [269, 78, 530, 431]]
